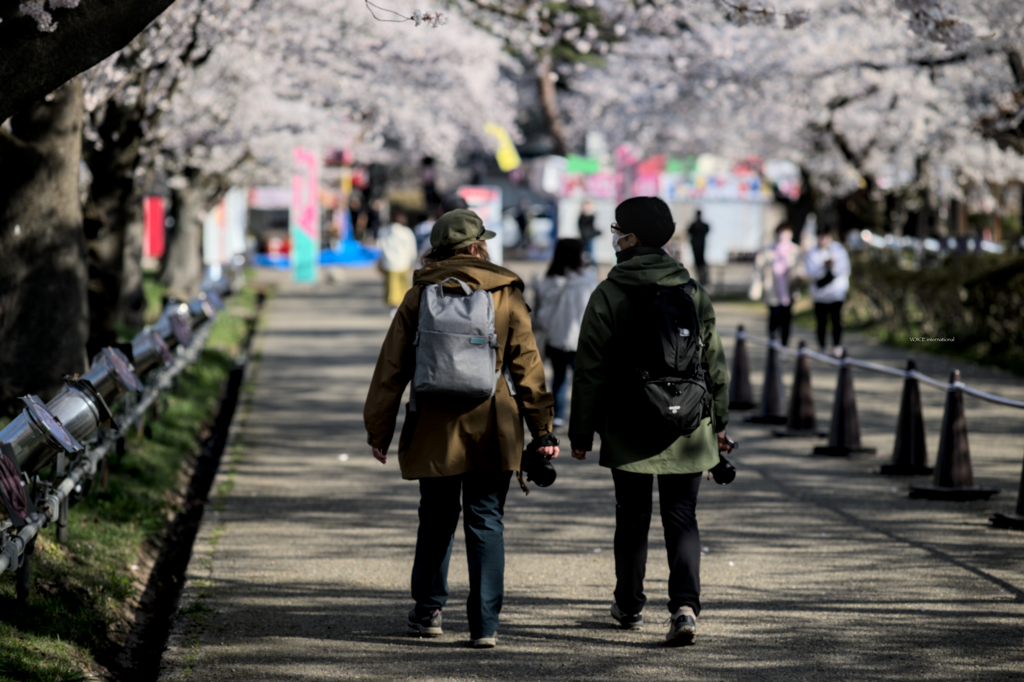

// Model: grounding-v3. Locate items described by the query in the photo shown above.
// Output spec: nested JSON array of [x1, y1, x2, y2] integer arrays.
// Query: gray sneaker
[[666, 607, 696, 645], [610, 603, 644, 630], [407, 607, 443, 637], [470, 635, 497, 648]]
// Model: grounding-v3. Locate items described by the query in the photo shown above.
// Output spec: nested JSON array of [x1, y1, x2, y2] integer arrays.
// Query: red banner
[[143, 196, 165, 258]]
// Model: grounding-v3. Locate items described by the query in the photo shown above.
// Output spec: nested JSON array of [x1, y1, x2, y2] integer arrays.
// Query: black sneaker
[[407, 607, 443, 637], [666, 607, 696, 645], [610, 603, 644, 630]]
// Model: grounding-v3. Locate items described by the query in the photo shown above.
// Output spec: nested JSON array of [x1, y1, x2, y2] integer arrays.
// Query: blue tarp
[[253, 240, 381, 269]]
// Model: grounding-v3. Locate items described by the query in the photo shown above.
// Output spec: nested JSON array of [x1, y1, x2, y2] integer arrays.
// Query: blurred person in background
[[687, 210, 709, 285], [376, 210, 418, 316], [533, 239, 598, 429], [577, 200, 599, 262], [804, 227, 851, 357], [749, 222, 802, 346]]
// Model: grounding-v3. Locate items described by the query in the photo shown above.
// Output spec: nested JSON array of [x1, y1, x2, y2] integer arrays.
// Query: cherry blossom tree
[[547, 0, 1024, 232]]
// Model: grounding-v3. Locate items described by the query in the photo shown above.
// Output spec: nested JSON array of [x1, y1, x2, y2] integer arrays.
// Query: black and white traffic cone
[[729, 325, 756, 411], [880, 360, 932, 475], [746, 334, 787, 425], [990, 448, 1024, 530], [910, 370, 998, 501], [813, 350, 876, 456], [774, 341, 826, 437]]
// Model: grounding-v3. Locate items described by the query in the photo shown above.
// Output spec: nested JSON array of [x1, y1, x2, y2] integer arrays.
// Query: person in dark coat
[[569, 197, 732, 646], [687, 210, 709, 285]]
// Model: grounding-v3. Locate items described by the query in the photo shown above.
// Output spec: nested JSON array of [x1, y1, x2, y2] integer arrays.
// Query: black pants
[[814, 301, 844, 349], [692, 251, 708, 285], [612, 469, 702, 616], [768, 305, 792, 346]]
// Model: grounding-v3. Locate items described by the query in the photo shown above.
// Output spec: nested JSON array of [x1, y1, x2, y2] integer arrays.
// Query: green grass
[[0, 277, 263, 682]]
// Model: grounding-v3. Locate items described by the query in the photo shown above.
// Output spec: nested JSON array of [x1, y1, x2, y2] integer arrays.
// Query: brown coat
[[364, 255, 554, 480]]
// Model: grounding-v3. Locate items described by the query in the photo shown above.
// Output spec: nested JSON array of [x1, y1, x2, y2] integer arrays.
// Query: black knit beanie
[[615, 196, 676, 247]]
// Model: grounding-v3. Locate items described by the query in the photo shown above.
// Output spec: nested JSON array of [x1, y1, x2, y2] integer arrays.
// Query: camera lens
[[528, 458, 557, 487], [710, 456, 736, 485], [522, 450, 557, 488]]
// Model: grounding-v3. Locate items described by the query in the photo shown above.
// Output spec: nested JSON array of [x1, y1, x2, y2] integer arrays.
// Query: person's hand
[[372, 447, 387, 464], [572, 448, 587, 460], [537, 445, 559, 458], [717, 431, 734, 454]]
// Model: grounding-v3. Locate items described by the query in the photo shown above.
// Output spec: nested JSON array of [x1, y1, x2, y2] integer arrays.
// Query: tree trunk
[[0, 81, 88, 416], [536, 56, 569, 157], [160, 181, 203, 299], [83, 96, 145, 356], [120, 210, 146, 328]]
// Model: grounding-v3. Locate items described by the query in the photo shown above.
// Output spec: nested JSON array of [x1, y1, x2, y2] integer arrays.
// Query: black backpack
[[621, 280, 712, 438]]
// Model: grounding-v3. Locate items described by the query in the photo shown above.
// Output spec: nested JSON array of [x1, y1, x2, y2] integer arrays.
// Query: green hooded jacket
[[568, 249, 729, 474]]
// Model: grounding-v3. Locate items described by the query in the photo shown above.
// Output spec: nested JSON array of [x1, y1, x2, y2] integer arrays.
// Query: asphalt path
[[159, 263, 1024, 682]]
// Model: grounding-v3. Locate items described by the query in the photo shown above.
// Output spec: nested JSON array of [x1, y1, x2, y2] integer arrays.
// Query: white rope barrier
[[727, 329, 1024, 410]]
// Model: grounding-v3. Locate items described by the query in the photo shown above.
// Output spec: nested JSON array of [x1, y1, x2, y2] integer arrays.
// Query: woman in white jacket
[[803, 228, 851, 357], [534, 239, 598, 428]]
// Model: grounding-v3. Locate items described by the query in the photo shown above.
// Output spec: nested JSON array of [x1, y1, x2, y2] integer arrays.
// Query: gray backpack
[[412, 277, 500, 401]]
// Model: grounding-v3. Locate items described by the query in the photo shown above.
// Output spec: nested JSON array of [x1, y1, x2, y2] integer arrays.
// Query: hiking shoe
[[666, 607, 696, 645], [610, 603, 644, 630], [470, 635, 497, 648], [407, 607, 442, 637]]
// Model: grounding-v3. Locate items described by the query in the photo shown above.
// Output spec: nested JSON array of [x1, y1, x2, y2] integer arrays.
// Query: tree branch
[[0, 0, 178, 121]]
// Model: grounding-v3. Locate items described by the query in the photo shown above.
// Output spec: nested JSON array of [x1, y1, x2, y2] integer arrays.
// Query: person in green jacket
[[568, 196, 732, 645]]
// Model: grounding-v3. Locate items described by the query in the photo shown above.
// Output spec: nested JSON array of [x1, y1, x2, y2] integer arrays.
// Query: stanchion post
[[990, 449, 1024, 529], [773, 341, 825, 438], [813, 350, 876, 456], [746, 334, 787, 425], [729, 325, 756, 411], [880, 359, 932, 475], [910, 370, 998, 501]]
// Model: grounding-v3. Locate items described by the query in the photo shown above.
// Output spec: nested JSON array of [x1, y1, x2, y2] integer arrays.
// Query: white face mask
[[613, 232, 631, 253]]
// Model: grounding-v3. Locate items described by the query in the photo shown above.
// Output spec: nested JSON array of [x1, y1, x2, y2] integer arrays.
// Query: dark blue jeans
[[545, 344, 575, 422], [411, 470, 512, 639], [611, 469, 702, 616]]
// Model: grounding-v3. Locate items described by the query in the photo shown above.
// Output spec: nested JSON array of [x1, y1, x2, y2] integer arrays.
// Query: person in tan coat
[[364, 209, 557, 648]]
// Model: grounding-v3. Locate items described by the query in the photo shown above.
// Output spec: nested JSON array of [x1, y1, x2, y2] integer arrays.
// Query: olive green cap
[[430, 209, 496, 252]]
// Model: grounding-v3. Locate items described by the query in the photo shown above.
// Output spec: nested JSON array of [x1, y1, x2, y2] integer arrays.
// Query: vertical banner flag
[[202, 200, 226, 266], [203, 187, 249, 275], [291, 148, 321, 283], [484, 122, 522, 173], [143, 196, 166, 259]]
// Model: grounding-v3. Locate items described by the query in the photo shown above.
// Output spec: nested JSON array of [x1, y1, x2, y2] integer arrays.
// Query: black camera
[[710, 436, 737, 485], [521, 433, 559, 488], [521, 449, 556, 487], [709, 455, 736, 485]]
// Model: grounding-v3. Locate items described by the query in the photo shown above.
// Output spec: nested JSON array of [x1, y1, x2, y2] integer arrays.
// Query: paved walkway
[[159, 263, 1024, 682]]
